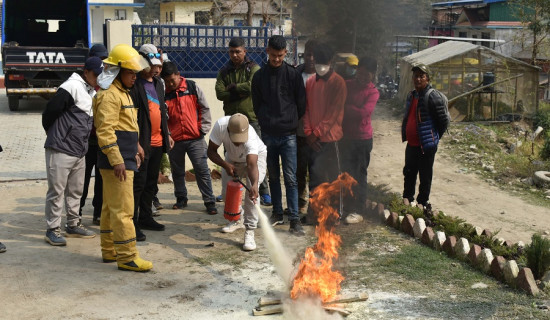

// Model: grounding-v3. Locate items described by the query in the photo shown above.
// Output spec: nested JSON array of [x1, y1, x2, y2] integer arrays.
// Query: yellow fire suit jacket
[[93, 78, 139, 171]]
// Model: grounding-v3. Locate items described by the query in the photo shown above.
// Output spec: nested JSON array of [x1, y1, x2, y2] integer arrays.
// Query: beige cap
[[228, 113, 249, 143]]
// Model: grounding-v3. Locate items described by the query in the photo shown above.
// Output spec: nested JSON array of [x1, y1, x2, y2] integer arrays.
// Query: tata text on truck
[[1, 0, 90, 111]]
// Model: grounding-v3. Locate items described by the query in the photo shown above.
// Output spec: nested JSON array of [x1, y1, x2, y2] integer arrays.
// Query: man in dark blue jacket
[[42, 57, 103, 246], [252, 35, 306, 235], [401, 64, 449, 210]]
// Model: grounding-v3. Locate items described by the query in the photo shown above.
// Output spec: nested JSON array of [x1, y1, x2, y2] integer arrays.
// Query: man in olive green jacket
[[215, 37, 271, 205]]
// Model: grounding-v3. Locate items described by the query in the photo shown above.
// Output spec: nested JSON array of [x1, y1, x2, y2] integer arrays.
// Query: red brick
[[400, 214, 415, 236], [421, 227, 435, 246], [468, 244, 482, 265], [490, 256, 506, 281], [442, 236, 457, 257], [517, 268, 540, 296]]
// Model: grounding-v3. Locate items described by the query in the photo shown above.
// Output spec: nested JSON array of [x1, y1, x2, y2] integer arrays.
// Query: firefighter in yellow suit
[[93, 44, 152, 272]]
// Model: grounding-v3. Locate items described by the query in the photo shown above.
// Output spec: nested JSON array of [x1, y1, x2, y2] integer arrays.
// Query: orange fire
[[290, 173, 356, 302]]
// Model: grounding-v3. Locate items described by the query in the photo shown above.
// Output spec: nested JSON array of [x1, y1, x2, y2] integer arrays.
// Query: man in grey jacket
[[42, 57, 103, 246]]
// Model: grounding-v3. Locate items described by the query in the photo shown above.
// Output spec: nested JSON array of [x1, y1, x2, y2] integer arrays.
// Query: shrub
[[541, 132, 550, 160], [525, 233, 550, 279]]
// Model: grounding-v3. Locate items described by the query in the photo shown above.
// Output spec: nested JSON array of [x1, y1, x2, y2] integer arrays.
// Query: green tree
[[510, 0, 550, 65]]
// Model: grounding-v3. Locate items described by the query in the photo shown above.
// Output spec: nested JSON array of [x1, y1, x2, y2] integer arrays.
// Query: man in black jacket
[[252, 35, 306, 235], [130, 44, 173, 241]]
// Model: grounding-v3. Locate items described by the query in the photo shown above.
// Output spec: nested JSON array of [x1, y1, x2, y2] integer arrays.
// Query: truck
[[2, 0, 90, 111]]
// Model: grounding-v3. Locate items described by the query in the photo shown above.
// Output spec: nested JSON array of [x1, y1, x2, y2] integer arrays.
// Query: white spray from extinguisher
[[255, 203, 294, 290]]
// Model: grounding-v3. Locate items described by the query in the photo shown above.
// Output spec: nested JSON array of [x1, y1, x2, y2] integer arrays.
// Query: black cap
[[89, 44, 108, 59], [84, 56, 104, 75]]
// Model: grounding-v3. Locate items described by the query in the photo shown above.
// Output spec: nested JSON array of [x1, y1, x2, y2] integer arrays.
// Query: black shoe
[[289, 220, 305, 236], [269, 213, 284, 226], [92, 217, 100, 226], [206, 203, 218, 215], [0, 242, 6, 253], [283, 208, 290, 216], [173, 198, 188, 210], [139, 219, 165, 231], [136, 228, 147, 242], [153, 197, 163, 210]]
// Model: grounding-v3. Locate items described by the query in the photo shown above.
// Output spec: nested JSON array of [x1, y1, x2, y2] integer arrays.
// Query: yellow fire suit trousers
[[99, 169, 139, 263]]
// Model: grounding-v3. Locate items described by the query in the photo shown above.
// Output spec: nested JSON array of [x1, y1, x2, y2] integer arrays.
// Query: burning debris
[[291, 173, 356, 302], [254, 173, 368, 317]]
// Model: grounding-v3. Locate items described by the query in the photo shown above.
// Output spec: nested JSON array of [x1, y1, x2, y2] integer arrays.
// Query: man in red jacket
[[161, 61, 217, 214]]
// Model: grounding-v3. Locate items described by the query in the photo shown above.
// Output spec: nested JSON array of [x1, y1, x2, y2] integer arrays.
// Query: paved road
[[0, 79, 224, 182], [0, 89, 49, 181]]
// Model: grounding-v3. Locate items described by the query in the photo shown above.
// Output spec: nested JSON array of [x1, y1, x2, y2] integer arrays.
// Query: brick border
[[364, 199, 541, 296]]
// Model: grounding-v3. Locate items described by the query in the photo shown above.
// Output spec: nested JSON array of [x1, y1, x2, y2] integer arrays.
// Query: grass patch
[[338, 225, 549, 319]]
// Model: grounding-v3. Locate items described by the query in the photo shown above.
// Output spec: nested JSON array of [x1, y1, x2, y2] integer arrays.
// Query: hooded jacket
[[401, 84, 449, 152], [93, 78, 139, 171], [42, 73, 94, 158]]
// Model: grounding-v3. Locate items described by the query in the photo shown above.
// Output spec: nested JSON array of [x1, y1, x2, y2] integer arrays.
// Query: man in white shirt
[[207, 113, 267, 251]]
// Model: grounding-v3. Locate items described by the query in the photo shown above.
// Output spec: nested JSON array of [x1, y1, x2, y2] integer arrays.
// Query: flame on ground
[[290, 173, 356, 302]]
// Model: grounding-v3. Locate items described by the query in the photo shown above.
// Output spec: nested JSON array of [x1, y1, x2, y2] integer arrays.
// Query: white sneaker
[[221, 220, 244, 233], [243, 230, 256, 251], [344, 213, 363, 224], [152, 204, 159, 215]]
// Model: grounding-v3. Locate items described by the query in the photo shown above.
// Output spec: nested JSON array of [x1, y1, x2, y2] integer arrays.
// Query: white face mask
[[315, 64, 330, 77], [97, 66, 120, 90]]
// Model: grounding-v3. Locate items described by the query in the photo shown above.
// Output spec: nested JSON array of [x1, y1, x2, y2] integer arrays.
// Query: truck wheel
[[8, 95, 20, 111]]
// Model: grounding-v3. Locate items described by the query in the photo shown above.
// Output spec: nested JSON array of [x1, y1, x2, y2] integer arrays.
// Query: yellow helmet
[[103, 44, 149, 72], [346, 55, 359, 66]]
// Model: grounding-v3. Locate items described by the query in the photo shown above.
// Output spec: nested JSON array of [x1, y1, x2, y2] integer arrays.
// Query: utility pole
[[280, 0, 283, 35]]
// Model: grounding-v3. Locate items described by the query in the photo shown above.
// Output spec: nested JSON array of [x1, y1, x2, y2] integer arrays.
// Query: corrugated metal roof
[[401, 40, 538, 70], [402, 41, 477, 66]]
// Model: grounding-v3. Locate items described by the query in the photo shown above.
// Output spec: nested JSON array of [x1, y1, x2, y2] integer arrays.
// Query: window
[[165, 12, 168, 23], [459, 32, 467, 38], [195, 11, 210, 25], [481, 32, 491, 47], [471, 34, 478, 45], [170, 12, 174, 23], [234, 19, 245, 26], [115, 9, 126, 20]]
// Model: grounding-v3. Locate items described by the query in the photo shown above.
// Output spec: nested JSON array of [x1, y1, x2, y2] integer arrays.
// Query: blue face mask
[[97, 66, 120, 90]]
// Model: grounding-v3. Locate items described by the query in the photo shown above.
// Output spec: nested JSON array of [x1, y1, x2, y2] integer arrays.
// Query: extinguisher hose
[[233, 175, 251, 193]]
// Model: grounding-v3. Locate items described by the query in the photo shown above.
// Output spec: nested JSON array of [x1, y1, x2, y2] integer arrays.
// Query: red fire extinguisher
[[224, 179, 244, 221]]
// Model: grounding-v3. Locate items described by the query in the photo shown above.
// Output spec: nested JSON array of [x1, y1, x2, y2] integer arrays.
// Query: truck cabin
[[3, 0, 89, 48]]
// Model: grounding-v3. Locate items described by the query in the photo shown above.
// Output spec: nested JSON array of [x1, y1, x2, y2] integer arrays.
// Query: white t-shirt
[[209, 116, 267, 163]]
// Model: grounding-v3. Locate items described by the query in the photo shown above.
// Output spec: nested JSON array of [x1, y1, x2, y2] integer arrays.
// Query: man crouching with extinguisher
[[207, 113, 267, 251]]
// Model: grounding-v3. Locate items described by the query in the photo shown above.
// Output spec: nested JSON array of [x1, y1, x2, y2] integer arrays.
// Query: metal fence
[[132, 24, 298, 78]]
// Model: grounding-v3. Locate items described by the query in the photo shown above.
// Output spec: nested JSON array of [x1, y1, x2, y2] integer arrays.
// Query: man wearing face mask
[[302, 43, 347, 224], [295, 39, 318, 215], [129, 44, 173, 241], [341, 56, 379, 224], [93, 44, 153, 272], [339, 54, 359, 80], [252, 35, 306, 235], [42, 56, 103, 246]]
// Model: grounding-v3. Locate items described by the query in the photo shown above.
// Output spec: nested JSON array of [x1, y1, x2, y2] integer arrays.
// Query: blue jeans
[[261, 133, 299, 220]]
